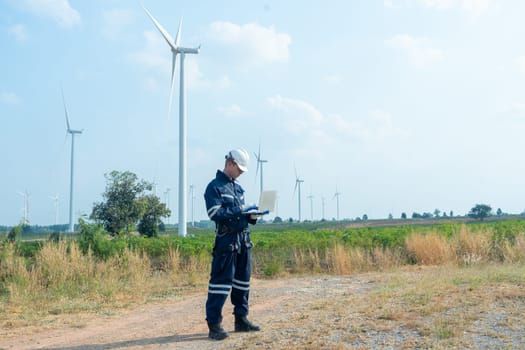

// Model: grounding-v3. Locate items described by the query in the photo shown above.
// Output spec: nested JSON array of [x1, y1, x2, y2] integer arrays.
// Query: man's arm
[[205, 184, 243, 223]]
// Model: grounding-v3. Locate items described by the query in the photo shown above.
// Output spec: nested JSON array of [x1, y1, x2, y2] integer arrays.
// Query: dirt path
[[1, 271, 524, 349], [0, 276, 368, 350]]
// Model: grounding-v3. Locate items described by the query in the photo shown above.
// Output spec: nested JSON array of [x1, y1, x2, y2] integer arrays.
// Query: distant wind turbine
[[321, 196, 326, 220], [17, 190, 30, 225], [254, 144, 268, 196], [50, 194, 59, 226], [333, 187, 341, 221], [142, 4, 200, 238], [62, 89, 83, 233], [307, 193, 314, 221], [189, 184, 195, 227], [293, 167, 304, 222], [164, 187, 171, 224]]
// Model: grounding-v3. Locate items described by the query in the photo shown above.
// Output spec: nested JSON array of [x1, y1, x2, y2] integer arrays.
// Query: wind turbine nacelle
[[178, 46, 200, 54]]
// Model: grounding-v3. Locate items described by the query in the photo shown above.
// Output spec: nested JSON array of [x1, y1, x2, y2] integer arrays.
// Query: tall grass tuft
[[452, 225, 490, 266], [327, 244, 352, 275], [291, 248, 322, 274], [501, 235, 525, 263], [405, 232, 452, 265]]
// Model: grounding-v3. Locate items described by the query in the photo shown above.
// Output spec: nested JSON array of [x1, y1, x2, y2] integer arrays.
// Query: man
[[204, 148, 262, 340]]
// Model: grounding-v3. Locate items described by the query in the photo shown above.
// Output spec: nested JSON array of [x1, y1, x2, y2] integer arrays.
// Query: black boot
[[234, 314, 261, 332], [207, 322, 229, 340]]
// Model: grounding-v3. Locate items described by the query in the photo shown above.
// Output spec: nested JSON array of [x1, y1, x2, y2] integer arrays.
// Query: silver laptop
[[258, 190, 277, 212]]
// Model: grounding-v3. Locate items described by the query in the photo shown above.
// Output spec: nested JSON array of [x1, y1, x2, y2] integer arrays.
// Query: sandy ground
[[1, 276, 350, 350], [1, 271, 524, 349]]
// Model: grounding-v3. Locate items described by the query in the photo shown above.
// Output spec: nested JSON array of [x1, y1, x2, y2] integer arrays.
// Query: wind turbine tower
[[18, 190, 30, 225], [293, 168, 304, 222], [62, 90, 82, 233], [189, 184, 195, 227], [50, 194, 59, 226], [333, 187, 342, 221], [142, 5, 200, 238], [307, 193, 314, 221], [321, 196, 326, 220], [164, 187, 171, 224], [254, 145, 268, 195]]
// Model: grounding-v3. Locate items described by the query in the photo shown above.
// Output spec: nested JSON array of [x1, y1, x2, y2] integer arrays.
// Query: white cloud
[[267, 95, 323, 133], [8, 24, 28, 42], [218, 104, 244, 118], [101, 8, 135, 39], [419, 0, 493, 16], [14, 0, 81, 28], [385, 34, 444, 68], [0, 92, 21, 105], [208, 21, 291, 66], [130, 30, 167, 69], [266, 96, 405, 148], [185, 60, 232, 90]]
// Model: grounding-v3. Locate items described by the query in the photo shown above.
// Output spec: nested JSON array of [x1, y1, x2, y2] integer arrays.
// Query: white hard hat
[[227, 148, 249, 172]]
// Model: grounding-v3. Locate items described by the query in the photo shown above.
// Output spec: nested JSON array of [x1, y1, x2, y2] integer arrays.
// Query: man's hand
[[242, 205, 259, 214]]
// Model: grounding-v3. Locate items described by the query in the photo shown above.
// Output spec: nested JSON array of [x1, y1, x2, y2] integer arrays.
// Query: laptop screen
[[258, 190, 277, 212]]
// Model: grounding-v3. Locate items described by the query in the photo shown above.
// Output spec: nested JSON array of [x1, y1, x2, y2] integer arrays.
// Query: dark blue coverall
[[204, 170, 257, 324]]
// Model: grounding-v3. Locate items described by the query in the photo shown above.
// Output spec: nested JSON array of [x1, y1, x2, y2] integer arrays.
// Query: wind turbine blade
[[168, 52, 177, 117], [61, 88, 71, 131], [175, 18, 182, 47], [142, 4, 177, 50], [254, 152, 260, 179]]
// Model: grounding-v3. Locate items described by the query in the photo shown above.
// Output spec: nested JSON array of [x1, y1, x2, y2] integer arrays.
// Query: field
[[1, 219, 525, 348]]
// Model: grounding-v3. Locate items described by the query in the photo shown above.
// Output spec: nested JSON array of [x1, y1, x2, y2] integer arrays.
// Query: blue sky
[[2, 0, 525, 226]]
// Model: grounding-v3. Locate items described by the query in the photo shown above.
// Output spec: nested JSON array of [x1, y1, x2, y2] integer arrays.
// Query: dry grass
[[406, 232, 453, 265], [0, 241, 208, 330], [2, 225, 525, 335], [232, 264, 525, 349]]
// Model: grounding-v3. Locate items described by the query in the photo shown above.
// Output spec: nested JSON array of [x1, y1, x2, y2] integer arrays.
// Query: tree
[[468, 204, 492, 221], [433, 209, 441, 218], [91, 171, 154, 235], [401, 212, 407, 219], [7, 225, 22, 242], [137, 195, 171, 237], [496, 208, 503, 216], [388, 213, 393, 220], [362, 214, 368, 221], [273, 216, 283, 223]]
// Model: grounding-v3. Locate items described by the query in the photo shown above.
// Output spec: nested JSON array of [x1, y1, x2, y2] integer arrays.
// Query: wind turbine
[[142, 4, 200, 238], [17, 190, 30, 225], [333, 187, 341, 221], [293, 167, 304, 222], [321, 196, 326, 220], [62, 89, 82, 233], [50, 194, 59, 226], [254, 144, 268, 195], [307, 192, 314, 221], [164, 187, 171, 224], [189, 184, 195, 227]]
